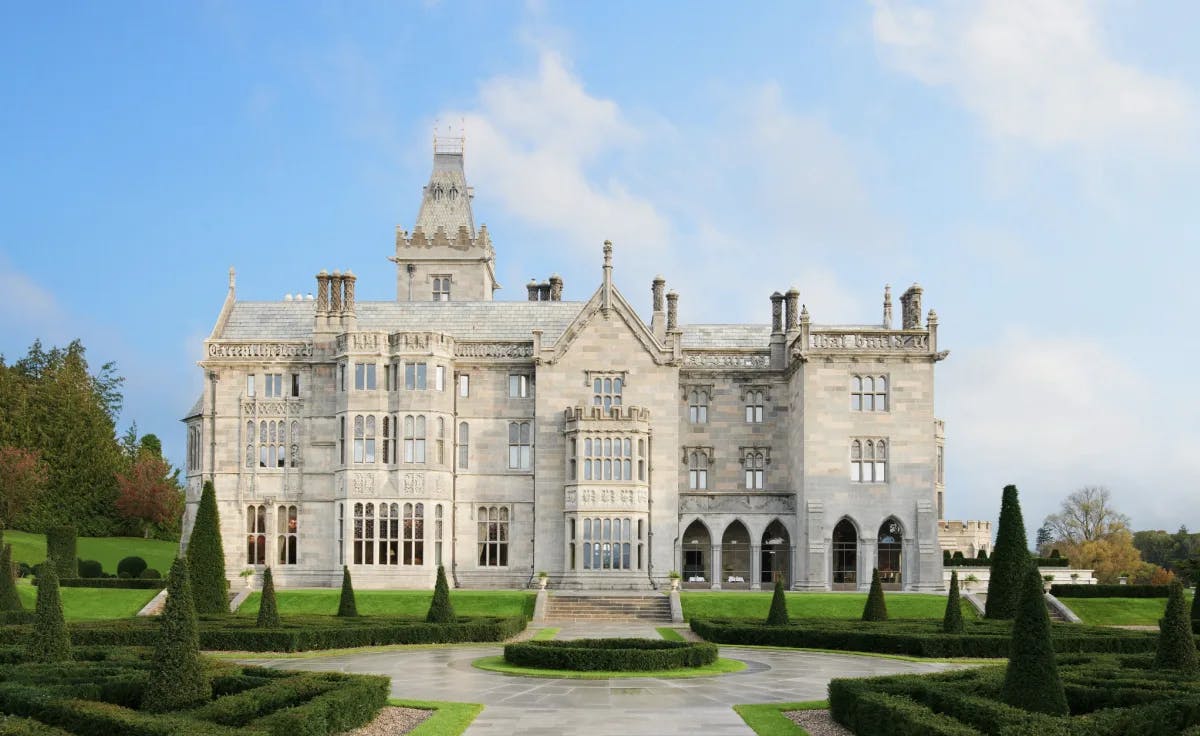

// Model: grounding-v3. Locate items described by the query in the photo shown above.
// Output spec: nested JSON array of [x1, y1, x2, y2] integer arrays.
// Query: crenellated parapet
[[395, 223, 494, 257]]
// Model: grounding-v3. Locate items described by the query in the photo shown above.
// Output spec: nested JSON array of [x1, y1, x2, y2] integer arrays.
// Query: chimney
[[527, 279, 539, 301], [316, 270, 330, 315], [538, 282, 551, 302], [651, 276, 666, 341], [784, 287, 799, 332], [666, 290, 679, 331], [549, 274, 563, 301], [900, 283, 923, 329], [770, 292, 784, 334], [343, 270, 356, 315], [330, 270, 343, 314]]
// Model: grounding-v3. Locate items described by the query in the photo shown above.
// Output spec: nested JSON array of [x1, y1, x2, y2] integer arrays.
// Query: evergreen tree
[[1154, 580, 1198, 673], [766, 578, 789, 625], [1001, 565, 1068, 715], [185, 480, 227, 615], [46, 526, 77, 578], [943, 570, 964, 634], [143, 558, 211, 712], [986, 485, 1032, 619], [942, 549, 951, 566], [426, 565, 456, 623], [28, 556, 70, 662], [256, 567, 280, 629], [977, 549, 989, 562], [1192, 584, 1199, 635], [862, 568, 888, 622], [337, 566, 358, 617], [0, 539, 22, 612]]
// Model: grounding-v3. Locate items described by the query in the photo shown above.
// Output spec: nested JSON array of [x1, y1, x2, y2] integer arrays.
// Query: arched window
[[259, 421, 268, 467], [339, 417, 346, 465], [289, 420, 300, 468], [353, 415, 365, 463], [379, 503, 399, 565], [508, 421, 531, 469], [434, 504, 444, 566], [403, 415, 415, 463], [382, 416, 391, 465], [688, 390, 709, 423], [745, 390, 764, 423], [580, 516, 633, 570], [851, 374, 889, 412], [688, 451, 708, 490], [436, 417, 445, 465], [851, 438, 887, 482], [744, 450, 765, 489], [414, 415, 426, 463], [458, 422, 469, 469], [245, 421, 254, 468], [404, 502, 424, 565], [353, 502, 373, 565], [832, 519, 858, 589], [246, 505, 267, 565], [364, 416, 376, 463], [277, 505, 298, 565], [878, 519, 903, 588]]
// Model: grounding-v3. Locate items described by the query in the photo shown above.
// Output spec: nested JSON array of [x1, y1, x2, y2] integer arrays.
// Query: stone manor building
[[183, 139, 953, 592]]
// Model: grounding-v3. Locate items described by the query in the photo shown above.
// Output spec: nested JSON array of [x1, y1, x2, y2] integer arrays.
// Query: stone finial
[[883, 284, 893, 329], [228, 267, 236, 292], [770, 292, 784, 334], [784, 288, 800, 331], [527, 279, 539, 301], [927, 308, 938, 325], [666, 290, 679, 330], [652, 276, 666, 313], [900, 283, 923, 329], [800, 304, 810, 323], [343, 270, 356, 314], [602, 241, 614, 312], [330, 270, 343, 314], [549, 274, 563, 301], [603, 240, 613, 267], [316, 270, 330, 314]]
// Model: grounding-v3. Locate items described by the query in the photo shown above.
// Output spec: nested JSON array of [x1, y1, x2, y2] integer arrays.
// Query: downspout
[[450, 371, 459, 588]]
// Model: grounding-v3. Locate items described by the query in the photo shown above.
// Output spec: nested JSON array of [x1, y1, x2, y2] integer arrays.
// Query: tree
[[1043, 486, 1130, 545], [337, 566, 358, 617], [115, 453, 183, 539], [986, 485, 1031, 620], [426, 565, 456, 623], [1001, 564, 1068, 715], [185, 480, 227, 615], [143, 557, 211, 712], [0, 446, 47, 529], [862, 568, 888, 622], [45, 526, 77, 578], [1153, 580, 1198, 673], [28, 556, 70, 663], [766, 578, 789, 626], [943, 570, 963, 634], [256, 567, 280, 629], [1034, 523, 1054, 556], [1066, 530, 1143, 584], [0, 537, 21, 612]]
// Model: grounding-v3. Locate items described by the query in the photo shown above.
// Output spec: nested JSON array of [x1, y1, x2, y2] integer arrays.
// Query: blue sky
[[2, 1, 1197, 535]]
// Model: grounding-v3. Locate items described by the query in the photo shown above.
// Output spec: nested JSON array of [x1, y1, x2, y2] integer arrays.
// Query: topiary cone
[[862, 568, 888, 622], [426, 565, 456, 623], [943, 570, 964, 634], [28, 555, 70, 663], [1154, 580, 1198, 673], [1192, 582, 1199, 636], [0, 540, 23, 613], [143, 557, 211, 712], [186, 480, 228, 615], [1001, 564, 1068, 715], [256, 567, 280, 628], [766, 577, 789, 625], [986, 485, 1031, 620], [337, 566, 358, 617]]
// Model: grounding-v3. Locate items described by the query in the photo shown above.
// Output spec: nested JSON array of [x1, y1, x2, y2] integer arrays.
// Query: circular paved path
[[250, 633, 963, 736]]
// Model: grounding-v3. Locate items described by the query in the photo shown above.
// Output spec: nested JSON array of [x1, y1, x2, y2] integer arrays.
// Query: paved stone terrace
[[249, 623, 964, 735]]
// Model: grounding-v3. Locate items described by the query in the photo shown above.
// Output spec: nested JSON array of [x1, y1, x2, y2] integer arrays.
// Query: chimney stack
[[666, 290, 679, 331], [330, 271, 343, 314], [900, 284, 923, 329], [316, 270, 330, 315], [549, 274, 563, 301], [784, 287, 799, 332], [770, 292, 784, 334], [343, 270, 356, 315]]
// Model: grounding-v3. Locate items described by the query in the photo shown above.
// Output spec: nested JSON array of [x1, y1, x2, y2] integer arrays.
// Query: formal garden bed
[[679, 591, 973, 621], [504, 638, 718, 671]]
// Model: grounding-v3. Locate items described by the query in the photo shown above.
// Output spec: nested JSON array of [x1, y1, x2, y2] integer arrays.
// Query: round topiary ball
[[117, 556, 147, 579], [140, 568, 162, 580], [78, 560, 104, 579]]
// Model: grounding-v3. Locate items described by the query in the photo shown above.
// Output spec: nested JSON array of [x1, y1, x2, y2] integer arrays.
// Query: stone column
[[652, 276, 666, 312], [316, 270, 330, 315], [882, 285, 893, 329], [785, 288, 799, 331], [750, 544, 762, 590], [770, 292, 784, 334], [666, 291, 679, 331], [330, 270, 343, 314], [343, 270, 356, 314], [860, 539, 877, 591], [710, 544, 722, 590]]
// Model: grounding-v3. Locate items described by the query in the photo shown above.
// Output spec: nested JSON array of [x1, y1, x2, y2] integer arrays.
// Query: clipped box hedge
[[946, 556, 1071, 568], [504, 638, 718, 671], [690, 618, 1162, 658], [53, 578, 164, 590], [1050, 584, 1172, 598], [0, 615, 526, 653]]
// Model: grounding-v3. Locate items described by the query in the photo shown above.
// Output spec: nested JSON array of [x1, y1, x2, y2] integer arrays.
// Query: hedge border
[[503, 638, 718, 671], [1051, 584, 1172, 598]]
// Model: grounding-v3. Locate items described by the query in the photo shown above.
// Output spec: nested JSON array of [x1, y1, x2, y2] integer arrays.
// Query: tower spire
[[414, 133, 475, 236]]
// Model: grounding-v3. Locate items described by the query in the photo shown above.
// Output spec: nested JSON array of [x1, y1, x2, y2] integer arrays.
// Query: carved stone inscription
[[455, 342, 533, 358], [566, 487, 648, 510], [678, 493, 796, 514], [683, 353, 770, 369], [208, 342, 313, 359], [809, 333, 929, 351]]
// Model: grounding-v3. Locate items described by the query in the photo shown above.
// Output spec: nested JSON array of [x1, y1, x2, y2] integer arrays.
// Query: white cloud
[[0, 257, 71, 348], [872, 0, 1197, 156], [941, 330, 1200, 533]]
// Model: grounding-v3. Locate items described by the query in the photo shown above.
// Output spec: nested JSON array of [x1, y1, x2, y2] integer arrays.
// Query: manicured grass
[[531, 627, 559, 641], [236, 589, 536, 619], [657, 626, 686, 641], [680, 592, 975, 621], [472, 654, 747, 679], [733, 701, 827, 736], [393, 699, 483, 736], [4, 529, 177, 574], [15, 580, 158, 620], [1061, 597, 1175, 626]]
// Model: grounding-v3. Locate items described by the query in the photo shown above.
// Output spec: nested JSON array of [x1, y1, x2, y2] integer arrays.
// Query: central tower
[[390, 136, 500, 302]]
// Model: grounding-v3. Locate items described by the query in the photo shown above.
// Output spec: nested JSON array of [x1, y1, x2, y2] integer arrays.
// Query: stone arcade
[[183, 138, 955, 592]]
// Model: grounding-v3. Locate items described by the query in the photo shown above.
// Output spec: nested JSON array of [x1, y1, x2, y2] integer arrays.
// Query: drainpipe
[[450, 371, 459, 588]]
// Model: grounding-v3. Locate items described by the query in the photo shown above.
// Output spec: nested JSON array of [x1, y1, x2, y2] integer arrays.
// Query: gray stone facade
[[183, 141, 950, 592]]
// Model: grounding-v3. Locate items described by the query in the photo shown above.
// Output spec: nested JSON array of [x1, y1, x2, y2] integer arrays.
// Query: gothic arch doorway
[[760, 520, 791, 587], [681, 520, 711, 588], [721, 520, 751, 588], [878, 518, 903, 590], [832, 518, 858, 591]]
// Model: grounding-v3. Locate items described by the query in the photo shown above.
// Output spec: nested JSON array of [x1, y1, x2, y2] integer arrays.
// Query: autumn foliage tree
[[116, 453, 183, 538], [0, 446, 47, 529]]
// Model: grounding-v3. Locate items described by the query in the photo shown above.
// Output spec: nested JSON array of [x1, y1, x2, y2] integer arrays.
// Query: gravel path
[[785, 709, 853, 736], [341, 706, 432, 735]]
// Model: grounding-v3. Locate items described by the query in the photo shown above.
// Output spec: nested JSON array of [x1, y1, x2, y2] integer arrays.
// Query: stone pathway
[[247, 625, 964, 736]]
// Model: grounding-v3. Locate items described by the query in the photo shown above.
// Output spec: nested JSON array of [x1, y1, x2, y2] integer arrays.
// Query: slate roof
[[184, 393, 203, 419], [414, 150, 475, 236], [679, 324, 772, 349]]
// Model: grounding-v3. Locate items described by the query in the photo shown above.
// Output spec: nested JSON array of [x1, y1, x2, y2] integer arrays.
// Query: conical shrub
[[426, 565, 455, 623], [1001, 564, 1068, 715], [46, 526, 77, 579], [943, 570, 964, 634], [862, 568, 888, 622], [143, 557, 211, 712], [1154, 580, 1198, 673], [0, 539, 23, 612], [766, 578, 789, 625], [28, 555, 70, 662], [186, 480, 228, 615], [986, 485, 1032, 620], [1192, 585, 1199, 636], [256, 567, 280, 629], [337, 566, 357, 617]]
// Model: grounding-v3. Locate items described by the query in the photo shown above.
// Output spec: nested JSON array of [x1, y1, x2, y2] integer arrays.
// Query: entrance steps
[[544, 592, 672, 623]]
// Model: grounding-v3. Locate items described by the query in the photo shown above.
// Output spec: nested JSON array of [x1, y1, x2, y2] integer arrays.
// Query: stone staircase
[[544, 593, 672, 623]]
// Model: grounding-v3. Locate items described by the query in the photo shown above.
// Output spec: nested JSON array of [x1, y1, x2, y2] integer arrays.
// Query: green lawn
[[15, 580, 158, 620], [395, 699, 483, 736], [1060, 596, 1181, 626], [680, 592, 975, 621], [733, 701, 827, 736], [236, 589, 536, 619], [4, 530, 177, 575]]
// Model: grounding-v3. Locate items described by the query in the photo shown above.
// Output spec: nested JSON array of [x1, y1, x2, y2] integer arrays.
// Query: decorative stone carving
[[569, 487, 648, 510], [389, 332, 445, 351], [808, 333, 929, 351], [207, 342, 313, 360], [403, 473, 425, 496], [242, 400, 303, 416], [683, 353, 770, 369], [352, 473, 375, 496], [678, 493, 795, 514], [454, 342, 533, 358], [900, 284, 923, 329]]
